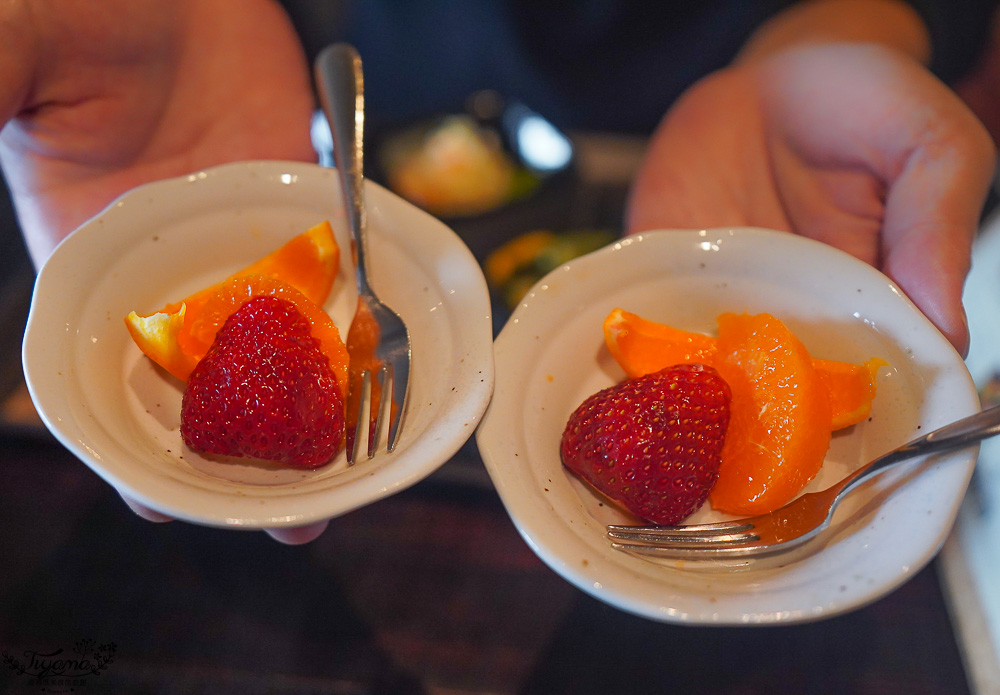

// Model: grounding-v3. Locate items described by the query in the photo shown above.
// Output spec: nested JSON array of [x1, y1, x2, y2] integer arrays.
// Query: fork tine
[[367, 363, 391, 458], [387, 360, 408, 452], [346, 369, 370, 465], [609, 541, 759, 557], [607, 524, 758, 548], [347, 361, 406, 463], [608, 521, 755, 536], [607, 528, 756, 545]]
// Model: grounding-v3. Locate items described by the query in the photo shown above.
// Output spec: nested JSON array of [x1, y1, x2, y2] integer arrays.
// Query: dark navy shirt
[[281, 0, 999, 135]]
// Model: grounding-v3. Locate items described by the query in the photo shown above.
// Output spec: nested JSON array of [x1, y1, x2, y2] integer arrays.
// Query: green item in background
[[485, 229, 617, 309]]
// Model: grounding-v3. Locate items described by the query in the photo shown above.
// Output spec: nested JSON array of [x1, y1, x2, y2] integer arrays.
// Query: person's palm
[[1, 0, 317, 265], [628, 44, 995, 354]]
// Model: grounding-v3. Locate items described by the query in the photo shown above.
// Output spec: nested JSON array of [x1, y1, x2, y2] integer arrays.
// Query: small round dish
[[22, 161, 495, 529], [372, 95, 575, 221], [476, 228, 979, 625]]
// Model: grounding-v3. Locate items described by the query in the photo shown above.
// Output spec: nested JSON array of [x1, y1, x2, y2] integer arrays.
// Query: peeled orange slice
[[603, 309, 717, 378], [603, 308, 884, 431], [710, 312, 833, 516], [125, 221, 340, 381], [815, 357, 888, 429]]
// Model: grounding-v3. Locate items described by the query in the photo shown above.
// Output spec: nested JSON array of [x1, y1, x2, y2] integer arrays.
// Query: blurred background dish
[[313, 91, 581, 261], [315, 90, 574, 219]]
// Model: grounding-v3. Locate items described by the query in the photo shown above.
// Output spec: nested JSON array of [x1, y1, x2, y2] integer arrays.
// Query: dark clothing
[[281, 0, 999, 134]]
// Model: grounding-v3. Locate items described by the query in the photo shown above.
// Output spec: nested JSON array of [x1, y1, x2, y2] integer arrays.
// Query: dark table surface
[[0, 153, 976, 695], [0, 434, 974, 695]]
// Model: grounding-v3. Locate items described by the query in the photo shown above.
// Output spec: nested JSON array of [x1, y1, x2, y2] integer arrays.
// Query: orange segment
[[124, 304, 200, 381], [603, 308, 885, 431], [184, 274, 350, 400], [603, 308, 717, 378], [815, 357, 888, 429], [710, 312, 833, 516], [125, 221, 340, 381]]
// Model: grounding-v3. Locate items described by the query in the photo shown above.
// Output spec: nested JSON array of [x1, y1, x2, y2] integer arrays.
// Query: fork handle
[[315, 43, 372, 295], [834, 405, 1000, 501]]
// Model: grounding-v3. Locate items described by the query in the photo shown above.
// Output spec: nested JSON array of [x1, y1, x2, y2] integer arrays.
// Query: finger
[[880, 142, 993, 356], [876, 94, 995, 357], [120, 493, 174, 523], [265, 520, 329, 545], [0, 1, 36, 125], [759, 45, 996, 354]]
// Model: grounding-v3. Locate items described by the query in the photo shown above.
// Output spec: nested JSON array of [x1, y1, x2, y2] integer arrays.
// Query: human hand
[[627, 43, 995, 356], [1, 0, 327, 543], [121, 496, 330, 545], [0, 0, 317, 265]]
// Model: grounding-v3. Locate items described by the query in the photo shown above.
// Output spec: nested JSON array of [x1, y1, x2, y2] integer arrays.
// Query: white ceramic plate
[[22, 161, 495, 529], [476, 228, 979, 625]]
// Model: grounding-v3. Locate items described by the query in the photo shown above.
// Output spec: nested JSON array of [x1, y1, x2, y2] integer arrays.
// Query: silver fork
[[315, 44, 411, 463], [608, 406, 1000, 559]]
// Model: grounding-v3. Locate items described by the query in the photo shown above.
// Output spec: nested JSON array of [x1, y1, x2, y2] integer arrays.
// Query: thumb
[[879, 129, 995, 357], [760, 45, 995, 354]]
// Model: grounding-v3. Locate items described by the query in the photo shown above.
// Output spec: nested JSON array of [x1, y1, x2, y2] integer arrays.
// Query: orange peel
[[125, 221, 340, 381]]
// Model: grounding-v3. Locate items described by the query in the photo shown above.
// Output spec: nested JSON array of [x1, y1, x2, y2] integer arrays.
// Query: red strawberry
[[181, 295, 345, 468], [560, 364, 731, 525]]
